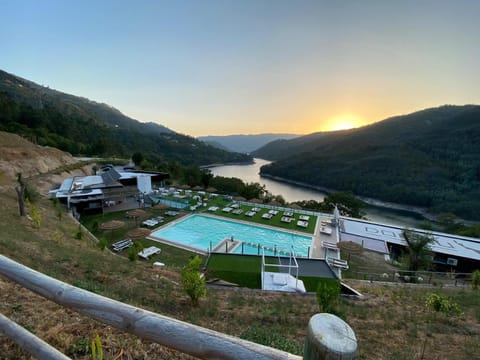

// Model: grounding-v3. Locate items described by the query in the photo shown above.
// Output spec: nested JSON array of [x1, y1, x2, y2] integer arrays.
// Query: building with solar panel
[[49, 165, 169, 214]]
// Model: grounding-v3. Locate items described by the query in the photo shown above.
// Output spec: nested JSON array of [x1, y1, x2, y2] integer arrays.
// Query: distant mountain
[[254, 105, 480, 220], [198, 133, 300, 154], [0, 69, 252, 166]]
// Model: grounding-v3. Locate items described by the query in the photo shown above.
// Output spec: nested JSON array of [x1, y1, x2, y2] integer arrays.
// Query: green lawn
[[143, 190, 318, 234], [206, 253, 269, 288], [206, 253, 325, 292], [80, 209, 200, 268], [198, 203, 317, 234]]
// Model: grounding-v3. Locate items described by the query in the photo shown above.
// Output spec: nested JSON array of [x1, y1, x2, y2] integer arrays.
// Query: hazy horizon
[[2, 0, 479, 136]]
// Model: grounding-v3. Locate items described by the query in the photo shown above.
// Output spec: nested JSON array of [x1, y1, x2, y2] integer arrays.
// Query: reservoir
[[209, 158, 426, 228]]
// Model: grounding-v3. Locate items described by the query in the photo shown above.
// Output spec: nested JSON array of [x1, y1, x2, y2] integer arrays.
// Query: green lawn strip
[[137, 239, 204, 268], [206, 254, 280, 288], [298, 276, 324, 292], [200, 204, 317, 234], [206, 254, 327, 292], [80, 210, 200, 268]]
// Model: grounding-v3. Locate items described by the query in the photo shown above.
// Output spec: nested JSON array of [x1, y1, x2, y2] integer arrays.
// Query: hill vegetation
[[253, 105, 480, 220], [0, 132, 479, 359], [0, 69, 252, 167]]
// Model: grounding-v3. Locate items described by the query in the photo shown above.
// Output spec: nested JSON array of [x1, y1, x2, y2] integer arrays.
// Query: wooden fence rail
[[0, 255, 300, 359], [0, 254, 357, 359], [0, 312, 71, 360]]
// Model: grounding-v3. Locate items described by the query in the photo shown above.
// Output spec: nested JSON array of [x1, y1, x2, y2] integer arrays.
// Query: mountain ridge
[[254, 105, 480, 220], [0, 69, 252, 166], [198, 133, 300, 153]]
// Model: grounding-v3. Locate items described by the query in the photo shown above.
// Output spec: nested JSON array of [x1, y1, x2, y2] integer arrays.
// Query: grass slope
[[0, 154, 479, 358]]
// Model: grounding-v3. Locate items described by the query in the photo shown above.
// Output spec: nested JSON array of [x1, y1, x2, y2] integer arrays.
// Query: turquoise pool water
[[150, 214, 313, 257]]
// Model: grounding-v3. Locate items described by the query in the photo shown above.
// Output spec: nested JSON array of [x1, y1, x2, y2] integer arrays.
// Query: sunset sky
[[2, 0, 479, 136]]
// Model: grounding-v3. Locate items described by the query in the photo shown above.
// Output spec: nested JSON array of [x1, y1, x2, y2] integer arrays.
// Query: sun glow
[[324, 114, 363, 132]]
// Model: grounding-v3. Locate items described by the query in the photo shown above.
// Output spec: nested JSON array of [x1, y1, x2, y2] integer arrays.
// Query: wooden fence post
[[304, 313, 357, 359]]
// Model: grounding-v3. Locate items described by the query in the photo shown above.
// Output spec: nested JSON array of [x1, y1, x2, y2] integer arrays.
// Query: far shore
[[201, 159, 255, 169], [259, 173, 433, 219]]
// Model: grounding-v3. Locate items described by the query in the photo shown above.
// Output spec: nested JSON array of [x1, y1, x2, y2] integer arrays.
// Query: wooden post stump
[[304, 313, 357, 359]]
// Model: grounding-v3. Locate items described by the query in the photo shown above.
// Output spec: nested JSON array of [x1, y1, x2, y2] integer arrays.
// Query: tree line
[[0, 91, 252, 166]]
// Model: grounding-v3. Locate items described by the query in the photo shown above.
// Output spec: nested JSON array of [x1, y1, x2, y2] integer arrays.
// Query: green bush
[[91, 334, 103, 360], [316, 278, 341, 313], [426, 293, 462, 316], [472, 270, 480, 290], [181, 255, 206, 306], [97, 237, 107, 251], [75, 224, 83, 239], [128, 242, 143, 262], [67, 337, 89, 356]]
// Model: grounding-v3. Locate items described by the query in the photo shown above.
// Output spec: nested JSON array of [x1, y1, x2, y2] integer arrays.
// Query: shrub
[[472, 270, 480, 290], [181, 255, 206, 306], [316, 278, 341, 313], [128, 242, 143, 262], [68, 337, 89, 356], [91, 334, 103, 360], [23, 180, 39, 203], [30, 205, 41, 228], [97, 237, 107, 251], [426, 293, 462, 316], [75, 224, 83, 239]]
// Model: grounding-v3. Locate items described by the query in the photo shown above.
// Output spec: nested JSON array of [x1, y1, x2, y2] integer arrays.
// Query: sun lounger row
[[112, 238, 133, 252], [262, 213, 273, 219], [208, 206, 219, 212], [281, 216, 293, 223]]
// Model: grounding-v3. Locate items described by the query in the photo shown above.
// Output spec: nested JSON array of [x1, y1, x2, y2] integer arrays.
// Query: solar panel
[[101, 168, 121, 185]]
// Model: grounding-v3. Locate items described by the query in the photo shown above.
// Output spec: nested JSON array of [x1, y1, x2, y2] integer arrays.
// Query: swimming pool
[[150, 214, 313, 257]]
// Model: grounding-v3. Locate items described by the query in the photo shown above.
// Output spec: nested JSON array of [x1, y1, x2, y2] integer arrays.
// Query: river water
[[209, 158, 426, 228]]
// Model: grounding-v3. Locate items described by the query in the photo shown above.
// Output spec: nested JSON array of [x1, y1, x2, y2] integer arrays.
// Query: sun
[[325, 114, 362, 132]]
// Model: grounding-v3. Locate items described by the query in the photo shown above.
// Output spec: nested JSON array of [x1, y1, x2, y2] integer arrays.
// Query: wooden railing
[[0, 255, 357, 359]]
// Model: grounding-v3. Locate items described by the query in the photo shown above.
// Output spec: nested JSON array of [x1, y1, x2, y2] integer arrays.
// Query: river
[[209, 158, 426, 228]]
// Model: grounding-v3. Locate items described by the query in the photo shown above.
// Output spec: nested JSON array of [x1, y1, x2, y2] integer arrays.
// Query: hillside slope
[[0, 69, 251, 166], [255, 105, 480, 220]]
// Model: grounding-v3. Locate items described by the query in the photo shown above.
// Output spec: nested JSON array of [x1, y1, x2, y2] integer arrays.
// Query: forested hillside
[[0, 70, 251, 166], [255, 105, 480, 220]]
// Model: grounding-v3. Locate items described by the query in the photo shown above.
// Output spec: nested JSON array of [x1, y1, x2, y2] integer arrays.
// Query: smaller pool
[[150, 215, 313, 257]]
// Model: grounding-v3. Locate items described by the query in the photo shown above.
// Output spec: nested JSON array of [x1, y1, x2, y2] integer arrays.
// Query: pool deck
[[155, 212, 340, 260], [310, 217, 340, 259]]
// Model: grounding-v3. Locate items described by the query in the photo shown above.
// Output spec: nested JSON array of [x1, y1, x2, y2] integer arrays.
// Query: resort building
[[48, 165, 169, 215]]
